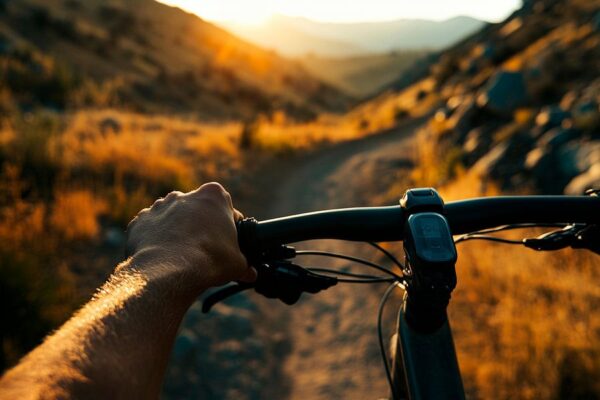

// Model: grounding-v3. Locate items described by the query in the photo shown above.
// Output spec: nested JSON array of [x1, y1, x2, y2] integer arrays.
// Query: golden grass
[[452, 242, 600, 399], [51, 190, 107, 240], [439, 174, 600, 399]]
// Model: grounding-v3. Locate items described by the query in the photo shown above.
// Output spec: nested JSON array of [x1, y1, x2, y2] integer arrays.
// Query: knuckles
[[192, 182, 232, 205]]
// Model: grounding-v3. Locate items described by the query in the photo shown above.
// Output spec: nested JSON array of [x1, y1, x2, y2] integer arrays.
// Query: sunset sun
[[159, 0, 274, 25]]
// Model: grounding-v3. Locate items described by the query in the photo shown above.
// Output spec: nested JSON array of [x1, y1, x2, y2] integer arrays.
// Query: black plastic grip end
[[237, 217, 260, 266]]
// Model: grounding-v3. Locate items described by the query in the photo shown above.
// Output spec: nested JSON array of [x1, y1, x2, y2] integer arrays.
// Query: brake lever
[[202, 283, 253, 313], [523, 223, 600, 255], [202, 261, 337, 313], [571, 224, 600, 255]]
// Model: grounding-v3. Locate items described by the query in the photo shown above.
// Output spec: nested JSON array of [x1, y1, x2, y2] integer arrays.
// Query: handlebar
[[204, 194, 600, 313], [241, 196, 600, 251]]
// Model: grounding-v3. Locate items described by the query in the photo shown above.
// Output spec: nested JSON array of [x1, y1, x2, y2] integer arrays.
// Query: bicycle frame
[[391, 296, 465, 399]]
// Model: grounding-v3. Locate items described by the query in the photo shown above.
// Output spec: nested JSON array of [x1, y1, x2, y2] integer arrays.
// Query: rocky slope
[[0, 0, 351, 120], [386, 0, 600, 194]]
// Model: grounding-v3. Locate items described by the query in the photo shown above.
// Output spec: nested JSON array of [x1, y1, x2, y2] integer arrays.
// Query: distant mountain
[[222, 15, 486, 57], [0, 0, 352, 120], [299, 51, 429, 97], [223, 20, 367, 57]]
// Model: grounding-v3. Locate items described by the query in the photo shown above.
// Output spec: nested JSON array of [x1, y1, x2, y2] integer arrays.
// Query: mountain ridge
[[0, 0, 352, 120], [222, 14, 486, 56]]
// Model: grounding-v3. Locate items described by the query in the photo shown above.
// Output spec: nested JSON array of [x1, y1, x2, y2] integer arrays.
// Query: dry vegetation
[[379, 170, 600, 399], [0, 97, 423, 368], [420, 173, 599, 398], [1, 0, 598, 398]]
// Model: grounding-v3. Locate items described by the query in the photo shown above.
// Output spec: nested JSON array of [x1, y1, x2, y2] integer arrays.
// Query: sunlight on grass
[[440, 174, 600, 399]]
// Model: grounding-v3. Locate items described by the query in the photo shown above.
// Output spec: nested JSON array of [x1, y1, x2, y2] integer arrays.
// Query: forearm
[[0, 255, 206, 399], [0, 183, 254, 399]]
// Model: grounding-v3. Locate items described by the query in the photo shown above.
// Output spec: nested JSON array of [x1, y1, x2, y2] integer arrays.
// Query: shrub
[[51, 189, 107, 240]]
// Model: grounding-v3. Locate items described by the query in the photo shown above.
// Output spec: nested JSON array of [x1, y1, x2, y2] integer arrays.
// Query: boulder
[[565, 164, 600, 195], [525, 147, 546, 170], [535, 106, 571, 129], [537, 127, 580, 148], [593, 10, 600, 33], [477, 71, 529, 115], [558, 141, 600, 178], [472, 142, 509, 177], [560, 91, 579, 110], [447, 97, 479, 140], [572, 100, 600, 130]]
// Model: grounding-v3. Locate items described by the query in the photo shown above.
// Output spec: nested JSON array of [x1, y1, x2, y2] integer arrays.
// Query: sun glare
[[159, 0, 521, 24], [159, 0, 273, 25]]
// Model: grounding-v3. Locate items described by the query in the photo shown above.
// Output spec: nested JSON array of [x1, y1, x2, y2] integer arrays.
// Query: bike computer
[[405, 212, 456, 265]]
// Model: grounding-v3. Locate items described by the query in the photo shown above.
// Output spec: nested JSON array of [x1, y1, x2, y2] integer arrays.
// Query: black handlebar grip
[[237, 217, 260, 266]]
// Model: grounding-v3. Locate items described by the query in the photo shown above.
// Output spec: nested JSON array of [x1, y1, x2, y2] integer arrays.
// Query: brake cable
[[378, 282, 403, 400], [295, 250, 404, 281], [307, 267, 395, 283]]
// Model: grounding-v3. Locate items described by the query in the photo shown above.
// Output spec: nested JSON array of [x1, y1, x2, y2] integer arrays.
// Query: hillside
[[223, 15, 485, 57], [299, 51, 429, 98], [0, 0, 351, 120], [367, 0, 600, 194]]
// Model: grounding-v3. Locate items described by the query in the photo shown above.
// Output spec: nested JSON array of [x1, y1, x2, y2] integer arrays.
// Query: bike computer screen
[[406, 213, 456, 264]]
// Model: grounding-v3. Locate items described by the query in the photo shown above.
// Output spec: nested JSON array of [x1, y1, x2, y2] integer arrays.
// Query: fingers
[[233, 209, 244, 222], [237, 266, 258, 283]]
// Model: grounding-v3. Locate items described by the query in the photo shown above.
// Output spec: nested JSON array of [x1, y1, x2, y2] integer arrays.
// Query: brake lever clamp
[[571, 224, 600, 255], [523, 224, 586, 251], [254, 261, 337, 305], [202, 261, 337, 313]]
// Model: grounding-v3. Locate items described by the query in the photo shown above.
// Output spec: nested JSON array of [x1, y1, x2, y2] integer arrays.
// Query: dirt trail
[[256, 117, 425, 400], [163, 117, 425, 400]]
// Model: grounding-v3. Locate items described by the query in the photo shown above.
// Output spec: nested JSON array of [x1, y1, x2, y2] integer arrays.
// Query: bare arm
[[0, 183, 256, 399]]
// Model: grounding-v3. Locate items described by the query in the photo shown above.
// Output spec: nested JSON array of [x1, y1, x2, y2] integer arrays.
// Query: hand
[[125, 183, 257, 297]]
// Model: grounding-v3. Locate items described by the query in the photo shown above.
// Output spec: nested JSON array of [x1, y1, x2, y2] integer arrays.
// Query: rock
[[537, 127, 580, 148], [474, 42, 496, 62], [565, 164, 600, 195], [472, 125, 535, 189], [524, 66, 554, 101], [472, 142, 509, 177], [560, 91, 579, 110], [447, 97, 478, 139], [558, 141, 600, 178], [525, 147, 546, 170], [535, 106, 571, 129], [477, 71, 529, 115], [463, 126, 492, 166], [572, 100, 600, 130], [593, 10, 600, 33]]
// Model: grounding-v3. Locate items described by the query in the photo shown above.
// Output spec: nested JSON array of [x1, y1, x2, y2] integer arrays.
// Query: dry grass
[[252, 78, 438, 153], [439, 174, 600, 399]]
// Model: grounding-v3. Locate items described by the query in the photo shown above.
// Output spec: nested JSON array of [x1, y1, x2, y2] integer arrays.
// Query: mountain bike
[[202, 188, 600, 399]]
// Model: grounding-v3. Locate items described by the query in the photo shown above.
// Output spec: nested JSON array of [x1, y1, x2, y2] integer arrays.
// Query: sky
[[159, 0, 522, 25]]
